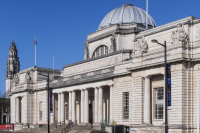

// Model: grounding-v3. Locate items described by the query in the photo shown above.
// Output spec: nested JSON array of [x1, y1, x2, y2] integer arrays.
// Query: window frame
[[153, 87, 164, 120], [92, 45, 109, 58], [39, 102, 42, 120], [122, 92, 129, 120]]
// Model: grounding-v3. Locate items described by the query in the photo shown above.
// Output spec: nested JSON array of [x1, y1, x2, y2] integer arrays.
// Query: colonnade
[[53, 85, 114, 124]]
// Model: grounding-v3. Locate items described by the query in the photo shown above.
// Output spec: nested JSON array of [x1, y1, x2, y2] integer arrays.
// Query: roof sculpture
[[98, 4, 156, 30]]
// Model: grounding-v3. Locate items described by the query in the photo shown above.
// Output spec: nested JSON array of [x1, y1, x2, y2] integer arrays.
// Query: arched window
[[92, 45, 108, 58]]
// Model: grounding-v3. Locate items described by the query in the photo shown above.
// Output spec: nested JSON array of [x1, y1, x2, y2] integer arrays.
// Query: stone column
[[16, 97, 19, 123], [109, 85, 114, 124], [58, 93, 61, 122], [84, 89, 89, 123], [72, 91, 76, 122], [81, 90, 85, 123], [98, 87, 103, 123], [61, 92, 65, 123], [144, 76, 151, 124], [50, 94, 55, 123], [69, 91, 72, 120], [94, 87, 98, 123]]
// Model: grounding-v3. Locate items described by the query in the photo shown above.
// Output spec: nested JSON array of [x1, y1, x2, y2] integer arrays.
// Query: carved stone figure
[[140, 36, 148, 53], [25, 71, 31, 82], [171, 24, 189, 45], [110, 34, 116, 52], [134, 36, 148, 54], [84, 42, 89, 60], [13, 74, 19, 85]]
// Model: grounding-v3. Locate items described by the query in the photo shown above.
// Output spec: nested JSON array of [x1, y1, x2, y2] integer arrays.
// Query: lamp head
[[151, 39, 158, 43]]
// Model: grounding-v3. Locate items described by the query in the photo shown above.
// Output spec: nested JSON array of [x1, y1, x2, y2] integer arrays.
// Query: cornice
[[16, 66, 61, 75], [11, 87, 48, 94], [87, 24, 145, 44], [63, 49, 132, 69], [127, 57, 192, 72], [136, 16, 197, 38]]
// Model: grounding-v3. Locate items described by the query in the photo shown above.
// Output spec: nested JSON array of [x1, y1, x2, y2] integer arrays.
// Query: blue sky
[[0, 0, 199, 94]]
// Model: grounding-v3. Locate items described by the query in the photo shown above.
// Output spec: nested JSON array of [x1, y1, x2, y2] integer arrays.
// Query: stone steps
[[17, 124, 107, 133], [67, 125, 95, 133]]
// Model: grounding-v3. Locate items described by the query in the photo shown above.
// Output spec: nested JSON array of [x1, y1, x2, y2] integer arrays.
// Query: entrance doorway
[[3, 115, 6, 124], [89, 104, 93, 124]]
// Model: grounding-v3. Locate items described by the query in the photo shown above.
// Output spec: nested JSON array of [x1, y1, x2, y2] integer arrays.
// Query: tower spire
[[6, 40, 20, 79]]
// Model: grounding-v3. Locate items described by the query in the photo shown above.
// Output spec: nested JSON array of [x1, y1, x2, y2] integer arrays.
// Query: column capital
[[96, 86, 103, 89], [143, 75, 151, 79], [72, 90, 76, 92], [94, 87, 99, 90], [108, 84, 114, 87], [107, 83, 113, 86], [99, 86, 104, 89], [83, 88, 90, 91]]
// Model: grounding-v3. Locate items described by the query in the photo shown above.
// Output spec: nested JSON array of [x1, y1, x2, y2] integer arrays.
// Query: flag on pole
[[34, 37, 37, 45]]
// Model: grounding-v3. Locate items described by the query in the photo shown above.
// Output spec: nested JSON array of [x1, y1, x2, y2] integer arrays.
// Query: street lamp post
[[38, 72, 50, 133], [151, 39, 168, 133]]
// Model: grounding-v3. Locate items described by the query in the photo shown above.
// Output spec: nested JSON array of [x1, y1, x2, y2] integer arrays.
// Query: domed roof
[[98, 4, 156, 30]]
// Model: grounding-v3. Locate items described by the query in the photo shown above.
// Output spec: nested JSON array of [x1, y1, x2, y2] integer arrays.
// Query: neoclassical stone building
[[7, 4, 200, 132]]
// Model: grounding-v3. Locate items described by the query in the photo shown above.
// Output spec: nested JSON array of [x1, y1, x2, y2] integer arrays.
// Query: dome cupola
[[98, 4, 156, 30]]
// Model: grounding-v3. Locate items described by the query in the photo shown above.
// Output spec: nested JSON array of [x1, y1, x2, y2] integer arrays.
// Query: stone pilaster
[[61, 92, 65, 123], [72, 91, 76, 122], [98, 87, 103, 123], [84, 89, 89, 123], [58, 93, 61, 122], [16, 97, 19, 123], [68, 91, 72, 120], [144, 76, 151, 124], [109, 85, 114, 124], [81, 90, 85, 123], [94, 87, 99, 123]]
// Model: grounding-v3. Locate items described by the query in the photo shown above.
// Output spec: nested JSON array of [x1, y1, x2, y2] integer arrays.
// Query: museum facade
[[6, 4, 200, 132]]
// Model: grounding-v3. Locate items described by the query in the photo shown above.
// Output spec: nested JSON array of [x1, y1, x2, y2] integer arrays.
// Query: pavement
[[0, 124, 107, 133]]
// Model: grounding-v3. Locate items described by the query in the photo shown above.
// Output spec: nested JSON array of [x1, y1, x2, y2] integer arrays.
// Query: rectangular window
[[123, 92, 129, 119], [154, 87, 164, 119], [39, 102, 42, 120]]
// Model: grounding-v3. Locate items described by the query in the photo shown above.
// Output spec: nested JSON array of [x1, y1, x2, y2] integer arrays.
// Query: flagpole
[[146, 0, 148, 29], [53, 56, 54, 80], [35, 43, 36, 67]]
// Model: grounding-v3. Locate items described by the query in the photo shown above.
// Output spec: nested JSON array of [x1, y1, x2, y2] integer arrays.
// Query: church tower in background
[[5, 40, 20, 98]]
